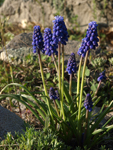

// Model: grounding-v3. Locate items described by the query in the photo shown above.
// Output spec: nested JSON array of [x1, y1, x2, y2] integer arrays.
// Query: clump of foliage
[[109, 57, 113, 66], [91, 57, 107, 68], [0, 127, 72, 150]]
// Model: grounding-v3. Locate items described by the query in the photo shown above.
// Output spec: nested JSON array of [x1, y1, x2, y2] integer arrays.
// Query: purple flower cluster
[[49, 87, 60, 100], [78, 21, 99, 57], [84, 93, 93, 112], [66, 53, 77, 75], [97, 70, 106, 82], [52, 16, 69, 45], [43, 28, 58, 56], [32, 26, 44, 53]]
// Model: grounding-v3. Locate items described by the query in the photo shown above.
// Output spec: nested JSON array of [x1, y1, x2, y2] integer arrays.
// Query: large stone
[[0, 0, 113, 32], [0, 105, 26, 141]]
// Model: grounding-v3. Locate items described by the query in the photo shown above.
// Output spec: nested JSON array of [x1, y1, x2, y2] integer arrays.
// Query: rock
[[91, 106, 113, 127], [0, 0, 113, 32], [0, 32, 101, 65], [0, 105, 26, 141], [91, 106, 106, 127]]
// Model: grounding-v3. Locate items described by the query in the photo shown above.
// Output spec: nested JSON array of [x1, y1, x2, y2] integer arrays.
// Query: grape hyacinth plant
[[77, 22, 99, 137], [32, 25, 53, 120], [52, 16, 69, 120], [1, 17, 113, 149]]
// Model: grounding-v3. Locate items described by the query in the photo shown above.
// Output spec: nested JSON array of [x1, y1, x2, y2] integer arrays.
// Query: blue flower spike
[[66, 53, 77, 75], [86, 21, 99, 49], [32, 26, 44, 53], [49, 87, 57, 100], [77, 21, 99, 57], [52, 16, 69, 45], [84, 94, 93, 112], [97, 70, 106, 82], [43, 28, 58, 56]]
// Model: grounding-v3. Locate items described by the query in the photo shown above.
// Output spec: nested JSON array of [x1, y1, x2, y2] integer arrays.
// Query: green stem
[[53, 100, 60, 117], [95, 80, 101, 96], [58, 43, 61, 93], [38, 49, 48, 96], [69, 74, 72, 96], [37, 48, 53, 120], [77, 56, 83, 107], [52, 54, 58, 73], [83, 110, 89, 144], [58, 43, 62, 117], [78, 50, 89, 140], [61, 44, 65, 120]]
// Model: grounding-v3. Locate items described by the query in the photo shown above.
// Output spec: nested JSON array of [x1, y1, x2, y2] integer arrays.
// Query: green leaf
[[85, 68, 90, 76], [44, 115, 50, 131], [89, 124, 113, 148], [41, 55, 47, 61], [92, 124, 113, 135], [90, 80, 98, 92], [47, 81, 54, 87], [0, 94, 45, 125], [20, 94, 47, 116], [64, 80, 77, 94], [46, 73, 50, 79], [79, 66, 90, 78], [53, 76, 58, 82], [64, 83, 72, 104], [86, 100, 113, 143]]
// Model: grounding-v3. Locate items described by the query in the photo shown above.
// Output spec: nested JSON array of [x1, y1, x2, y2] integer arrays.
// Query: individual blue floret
[[97, 70, 106, 82], [43, 28, 58, 56], [84, 93, 93, 112], [52, 16, 69, 45], [66, 53, 77, 75], [32, 26, 44, 53]]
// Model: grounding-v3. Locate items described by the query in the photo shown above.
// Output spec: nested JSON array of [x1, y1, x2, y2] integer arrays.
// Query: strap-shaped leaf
[[102, 116, 113, 128], [0, 83, 46, 106], [21, 94, 48, 115], [64, 84, 72, 104], [0, 94, 44, 125], [19, 95, 46, 119], [44, 115, 50, 130], [85, 100, 113, 144], [90, 100, 113, 133], [92, 124, 113, 135], [89, 124, 113, 148]]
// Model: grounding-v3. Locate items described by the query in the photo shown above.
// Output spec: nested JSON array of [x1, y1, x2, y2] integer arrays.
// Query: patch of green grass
[[0, 127, 72, 150]]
